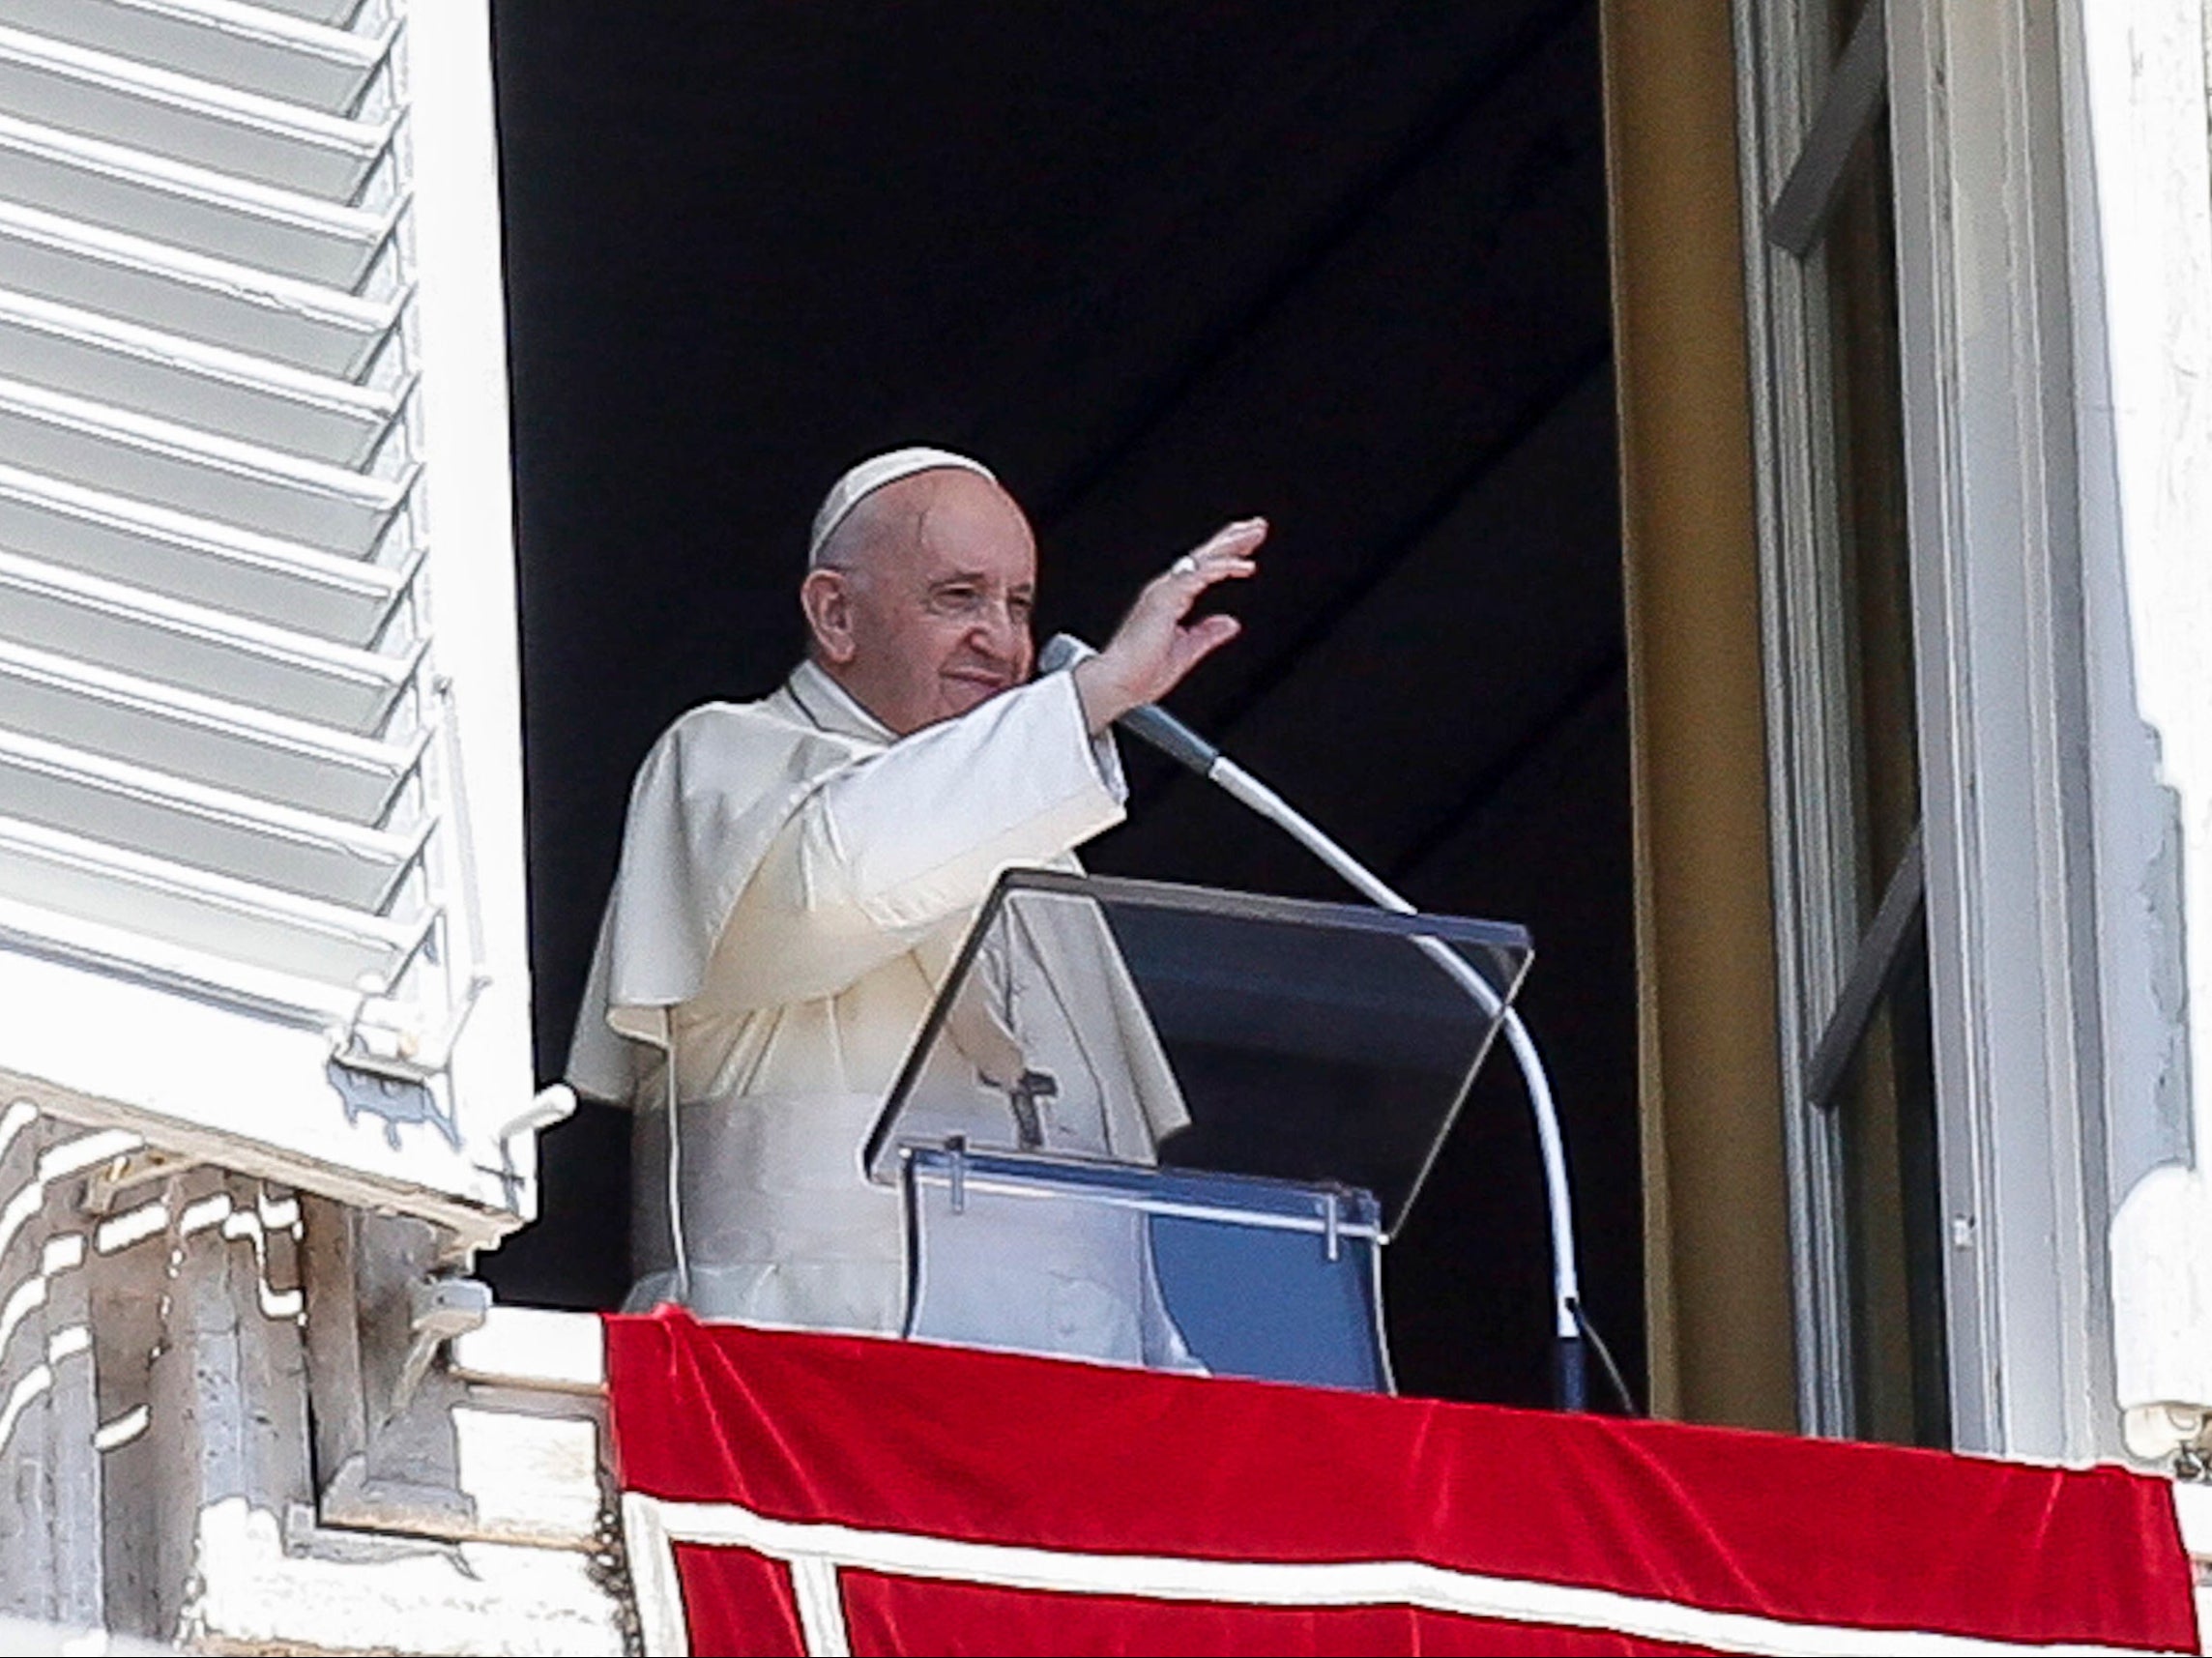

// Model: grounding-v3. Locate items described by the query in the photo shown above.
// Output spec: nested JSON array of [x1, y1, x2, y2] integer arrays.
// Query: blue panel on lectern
[[903, 1147, 1392, 1392], [1148, 1213, 1387, 1392]]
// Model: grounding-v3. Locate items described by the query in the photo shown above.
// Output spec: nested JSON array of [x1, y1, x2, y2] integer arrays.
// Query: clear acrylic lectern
[[863, 870, 1530, 1391]]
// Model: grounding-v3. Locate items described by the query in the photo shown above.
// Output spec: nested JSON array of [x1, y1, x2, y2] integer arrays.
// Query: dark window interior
[[485, 0, 1639, 1410]]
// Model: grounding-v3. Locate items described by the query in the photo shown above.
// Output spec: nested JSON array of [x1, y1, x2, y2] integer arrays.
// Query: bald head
[[800, 467, 1039, 735]]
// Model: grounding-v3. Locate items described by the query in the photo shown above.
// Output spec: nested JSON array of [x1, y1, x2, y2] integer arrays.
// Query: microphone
[[1037, 633, 1221, 777], [1037, 630, 1596, 1411]]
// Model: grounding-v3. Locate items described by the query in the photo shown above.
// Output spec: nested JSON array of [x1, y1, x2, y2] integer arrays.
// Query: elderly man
[[567, 447, 1263, 1348]]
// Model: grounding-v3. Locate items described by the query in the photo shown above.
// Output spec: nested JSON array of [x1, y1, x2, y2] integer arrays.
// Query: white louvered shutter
[[0, 0, 539, 1246]]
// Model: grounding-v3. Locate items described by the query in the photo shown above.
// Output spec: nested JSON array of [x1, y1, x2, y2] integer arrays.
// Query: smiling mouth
[[946, 669, 1012, 691]]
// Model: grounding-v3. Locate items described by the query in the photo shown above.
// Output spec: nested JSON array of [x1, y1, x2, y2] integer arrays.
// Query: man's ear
[[800, 567, 859, 665]]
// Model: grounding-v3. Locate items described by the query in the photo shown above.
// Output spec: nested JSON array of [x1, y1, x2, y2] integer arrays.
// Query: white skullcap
[[807, 446, 998, 567]]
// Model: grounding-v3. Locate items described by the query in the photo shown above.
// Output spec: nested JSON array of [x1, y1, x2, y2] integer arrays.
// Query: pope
[[567, 447, 1264, 1352]]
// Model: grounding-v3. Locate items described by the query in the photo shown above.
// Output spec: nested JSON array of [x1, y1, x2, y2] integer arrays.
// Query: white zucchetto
[[806, 446, 998, 567]]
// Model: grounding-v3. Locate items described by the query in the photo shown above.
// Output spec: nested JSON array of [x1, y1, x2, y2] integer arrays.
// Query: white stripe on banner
[[789, 1554, 854, 1657], [619, 1493, 2192, 1658], [621, 1494, 690, 1658]]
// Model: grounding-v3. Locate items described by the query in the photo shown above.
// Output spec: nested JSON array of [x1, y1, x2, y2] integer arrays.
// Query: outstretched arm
[[707, 519, 1266, 1009]]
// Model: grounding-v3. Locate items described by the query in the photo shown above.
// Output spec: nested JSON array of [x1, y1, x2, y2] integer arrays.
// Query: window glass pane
[[1828, 87, 1919, 915], [1820, 64, 1944, 1447], [1827, 0, 1878, 51], [1837, 925, 1948, 1445]]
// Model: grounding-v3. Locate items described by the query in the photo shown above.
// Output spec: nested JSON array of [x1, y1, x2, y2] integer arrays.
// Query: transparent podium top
[[863, 870, 1531, 1238]]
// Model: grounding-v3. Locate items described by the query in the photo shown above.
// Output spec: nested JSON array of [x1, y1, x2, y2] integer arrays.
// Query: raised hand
[[1073, 518, 1266, 733]]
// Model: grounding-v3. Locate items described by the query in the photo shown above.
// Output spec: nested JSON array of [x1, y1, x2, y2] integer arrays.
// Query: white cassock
[[566, 657, 1193, 1364]]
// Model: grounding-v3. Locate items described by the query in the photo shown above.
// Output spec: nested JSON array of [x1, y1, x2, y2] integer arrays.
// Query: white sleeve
[[704, 671, 1126, 1007]]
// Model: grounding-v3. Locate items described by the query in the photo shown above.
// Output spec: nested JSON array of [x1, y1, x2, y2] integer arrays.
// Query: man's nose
[[971, 596, 1025, 659]]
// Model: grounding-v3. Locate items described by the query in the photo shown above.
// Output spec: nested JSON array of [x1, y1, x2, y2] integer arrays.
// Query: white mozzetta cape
[[565, 659, 1192, 1353], [568, 659, 882, 1101]]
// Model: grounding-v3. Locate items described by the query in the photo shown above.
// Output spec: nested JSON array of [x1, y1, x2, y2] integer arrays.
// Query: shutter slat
[[0, 812, 426, 990], [0, 0, 393, 115], [0, 376, 411, 552], [0, 547, 419, 733], [0, 639, 421, 824], [250, 0, 362, 28], [0, 201, 398, 375], [0, 889, 361, 1022], [0, 727, 425, 909], [0, 460, 412, 645], [0, 287, 402, 463], [0, 110, 396, 287], [0, 23, 393, 200]]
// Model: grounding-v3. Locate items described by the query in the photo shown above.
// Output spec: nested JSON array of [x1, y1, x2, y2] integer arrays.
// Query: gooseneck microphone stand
[[1041, 637, 1589, 1410]]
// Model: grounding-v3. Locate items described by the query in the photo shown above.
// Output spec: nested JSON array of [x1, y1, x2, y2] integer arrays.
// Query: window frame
[[1732, 0, 1897, 1440], [1733, 0, 2117, 1458], [1884, 0, 2112, 1461]]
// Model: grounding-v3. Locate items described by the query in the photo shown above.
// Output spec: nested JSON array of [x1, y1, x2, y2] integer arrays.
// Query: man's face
[[805, 471, 1038, 736]]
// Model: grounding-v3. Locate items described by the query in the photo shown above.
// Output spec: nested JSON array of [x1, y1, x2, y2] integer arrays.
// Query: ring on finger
[[1172, 553, 1202, 577]]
